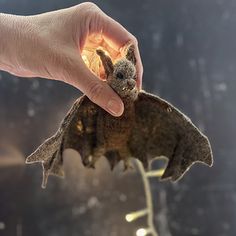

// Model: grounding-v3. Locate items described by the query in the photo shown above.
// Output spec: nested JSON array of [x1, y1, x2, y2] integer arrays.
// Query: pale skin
[[0, 2, 143, 116]]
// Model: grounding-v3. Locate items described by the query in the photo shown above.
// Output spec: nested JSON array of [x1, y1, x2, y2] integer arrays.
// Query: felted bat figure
[[26, 45, 213, 188]]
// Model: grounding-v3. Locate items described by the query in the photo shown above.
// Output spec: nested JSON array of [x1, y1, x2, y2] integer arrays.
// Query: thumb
[[64, 55, 124, 117]]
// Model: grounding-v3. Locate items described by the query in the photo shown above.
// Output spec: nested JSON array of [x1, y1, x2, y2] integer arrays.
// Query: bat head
[[110, 58, 138, 100], [96, 45, 138, 101]]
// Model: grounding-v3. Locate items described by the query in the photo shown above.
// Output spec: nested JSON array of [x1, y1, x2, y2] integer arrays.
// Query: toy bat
[[26, 45, 213, 188]]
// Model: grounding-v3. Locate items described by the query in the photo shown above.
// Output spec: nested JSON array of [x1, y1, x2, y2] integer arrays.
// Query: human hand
[[0, 2, 143, 116]]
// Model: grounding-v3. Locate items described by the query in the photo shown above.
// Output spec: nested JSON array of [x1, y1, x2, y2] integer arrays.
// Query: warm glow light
[[81, 33, 124, 79], [136, 228, 150, 236], [82, 55, 89, 67], [125, 209, 148, 222], [125, 214, 134, 222], [146, 169, 165, 178]]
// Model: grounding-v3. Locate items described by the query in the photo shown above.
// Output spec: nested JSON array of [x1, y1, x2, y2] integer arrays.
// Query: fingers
[[85, 78, 124, 117], [80, 3, 143, 89], [61, 54, 124, 117]]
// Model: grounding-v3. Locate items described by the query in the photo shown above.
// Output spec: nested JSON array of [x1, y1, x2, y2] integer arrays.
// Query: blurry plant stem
[[136, 160, 158, 236]]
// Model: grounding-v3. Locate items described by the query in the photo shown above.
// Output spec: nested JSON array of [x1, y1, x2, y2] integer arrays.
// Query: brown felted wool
[[26, 45, 213, 188]]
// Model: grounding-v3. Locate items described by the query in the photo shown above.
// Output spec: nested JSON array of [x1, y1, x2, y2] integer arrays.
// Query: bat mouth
[[121, 85, 136, 92], [121, 79, 137, 93]]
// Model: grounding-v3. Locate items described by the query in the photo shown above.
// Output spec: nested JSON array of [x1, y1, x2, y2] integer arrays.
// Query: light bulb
[[125, 209, 148, 223], [136, 228, 148, 236], [146, 169, 165, 177], [125, 214, 134, 222]]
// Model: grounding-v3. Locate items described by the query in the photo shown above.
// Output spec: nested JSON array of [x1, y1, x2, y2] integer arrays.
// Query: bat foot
[[123, 159, 134, 171], [82, 155, 99, 169]]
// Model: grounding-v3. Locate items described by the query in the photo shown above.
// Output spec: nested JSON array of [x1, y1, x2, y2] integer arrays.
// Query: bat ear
[[96, 49, 114, 77], [125, 44, 137, 65]]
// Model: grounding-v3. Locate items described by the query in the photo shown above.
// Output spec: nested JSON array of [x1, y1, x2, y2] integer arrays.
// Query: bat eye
[[116, 72, 124, 80]]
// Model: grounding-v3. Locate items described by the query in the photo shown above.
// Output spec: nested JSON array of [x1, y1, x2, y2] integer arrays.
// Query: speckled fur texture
[[26, 45, 213, 188]]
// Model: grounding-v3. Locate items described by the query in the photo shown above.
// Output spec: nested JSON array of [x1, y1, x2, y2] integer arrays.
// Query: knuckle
[[130, 35, 138, 46], [77, 2, 100, 14], [75, 2, 103, 32]]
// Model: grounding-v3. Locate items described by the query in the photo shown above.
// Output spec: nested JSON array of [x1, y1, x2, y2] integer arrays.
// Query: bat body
[[64, 95, 136, 170], [26, 45, 213, 188]]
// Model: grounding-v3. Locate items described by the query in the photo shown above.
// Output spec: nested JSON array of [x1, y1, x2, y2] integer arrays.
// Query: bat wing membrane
[[128, 91, 213, 181], [26, 95, 98, 187]]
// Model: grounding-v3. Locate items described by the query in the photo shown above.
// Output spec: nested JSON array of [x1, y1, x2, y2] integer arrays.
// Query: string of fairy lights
[[81, 46, 166, 236], [125, 160, 166, 236]]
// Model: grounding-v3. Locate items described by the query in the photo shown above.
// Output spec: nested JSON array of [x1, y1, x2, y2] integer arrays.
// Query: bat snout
[[127, 79, 136, 89]]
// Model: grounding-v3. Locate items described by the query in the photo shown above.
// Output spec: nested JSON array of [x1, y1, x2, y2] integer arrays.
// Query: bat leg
[[105, 150, 122, 170], [123, 158, 134, 171], [82, 155, 95, 168], [82, 155, 90, 166], [82, 148, 104, 169], [119, 149, 134, 171]]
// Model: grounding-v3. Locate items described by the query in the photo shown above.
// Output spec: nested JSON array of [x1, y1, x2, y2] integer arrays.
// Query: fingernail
[[107, 99, 123, 116]]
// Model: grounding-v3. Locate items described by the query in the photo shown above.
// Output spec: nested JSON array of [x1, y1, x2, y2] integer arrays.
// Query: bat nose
[[127, 79, 136, 89]]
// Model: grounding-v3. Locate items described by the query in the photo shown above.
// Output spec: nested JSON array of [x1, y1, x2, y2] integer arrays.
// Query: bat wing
[[26, 95, 98, 188], [128, 91, 213, 181]]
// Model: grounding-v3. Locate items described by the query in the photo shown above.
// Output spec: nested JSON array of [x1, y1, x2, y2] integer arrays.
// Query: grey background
[[0, 0, 236, 236]]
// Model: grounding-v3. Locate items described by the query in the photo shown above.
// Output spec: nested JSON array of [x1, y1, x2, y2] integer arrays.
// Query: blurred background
[[0, 0, 236, 235]]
